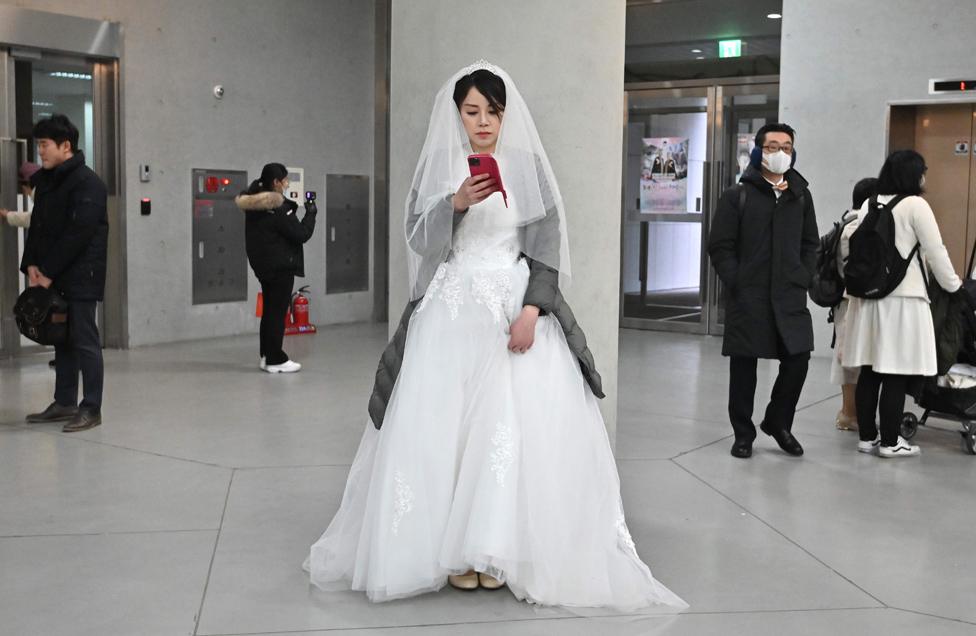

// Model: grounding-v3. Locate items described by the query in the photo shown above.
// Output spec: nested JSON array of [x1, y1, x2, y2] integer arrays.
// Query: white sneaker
[[259, 356, 267, 370], [264, 360, 301, 374], [857, 436, 880, 454], [879, 436, 920, 458]]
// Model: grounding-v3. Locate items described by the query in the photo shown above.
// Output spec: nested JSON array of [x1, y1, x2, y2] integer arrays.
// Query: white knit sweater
[[841, 194, 961, 299]]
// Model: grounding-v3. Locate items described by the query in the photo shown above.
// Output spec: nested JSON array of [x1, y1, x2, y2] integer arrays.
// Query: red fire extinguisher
[[285, 286, 317, 335]]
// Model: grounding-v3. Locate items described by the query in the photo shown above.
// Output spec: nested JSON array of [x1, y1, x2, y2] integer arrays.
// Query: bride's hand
[[452, 174, 496, 212], [508, 306, 540, 354]]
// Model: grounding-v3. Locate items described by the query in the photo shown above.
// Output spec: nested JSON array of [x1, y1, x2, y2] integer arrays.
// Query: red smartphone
[[467, 153, 508, 207]]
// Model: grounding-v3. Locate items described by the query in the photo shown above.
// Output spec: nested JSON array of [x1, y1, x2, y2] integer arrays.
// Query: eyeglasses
[[762, 144, 794, 153]]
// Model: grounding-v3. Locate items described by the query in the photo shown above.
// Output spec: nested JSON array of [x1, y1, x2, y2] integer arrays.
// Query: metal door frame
[[620, 75, 780, 336], [0, 49, 19, 357], [619, 84, 715, 334]]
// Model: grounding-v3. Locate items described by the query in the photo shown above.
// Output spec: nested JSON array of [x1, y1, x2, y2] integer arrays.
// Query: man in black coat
[[708, 123, 819, 458], [21, 115, 108, 432]]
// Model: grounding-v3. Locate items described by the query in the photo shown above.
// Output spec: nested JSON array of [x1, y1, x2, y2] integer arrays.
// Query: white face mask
[[920, 175, 926, 189], [762, 150, 792, 175]]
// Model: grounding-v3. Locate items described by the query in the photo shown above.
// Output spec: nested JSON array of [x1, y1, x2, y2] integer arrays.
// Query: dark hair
[[851, 177, 878, 209], [876, 150, 926, 196], [32, 114, 79, 152], [453, 69, 506, 113], [244, 163, 288, 195], [754, 123, 796, 148]]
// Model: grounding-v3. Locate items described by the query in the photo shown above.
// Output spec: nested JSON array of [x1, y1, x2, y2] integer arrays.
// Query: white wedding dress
[[305, 193, 686, 610]]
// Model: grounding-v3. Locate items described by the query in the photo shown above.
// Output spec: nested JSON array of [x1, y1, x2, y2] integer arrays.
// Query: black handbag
[[13, 286, 69, 346]]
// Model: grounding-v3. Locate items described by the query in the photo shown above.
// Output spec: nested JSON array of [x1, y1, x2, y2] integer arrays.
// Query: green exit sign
[[719, 39, 742, 58]]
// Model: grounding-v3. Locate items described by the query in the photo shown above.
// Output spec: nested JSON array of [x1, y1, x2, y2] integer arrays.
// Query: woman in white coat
[[843, 150, 962, 457]]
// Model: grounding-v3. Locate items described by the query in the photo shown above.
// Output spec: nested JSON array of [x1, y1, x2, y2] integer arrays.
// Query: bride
[[304, 60, 686, 611]]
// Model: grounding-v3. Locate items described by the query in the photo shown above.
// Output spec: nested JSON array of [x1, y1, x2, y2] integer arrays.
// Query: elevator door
[[889, 103, 976, 275]]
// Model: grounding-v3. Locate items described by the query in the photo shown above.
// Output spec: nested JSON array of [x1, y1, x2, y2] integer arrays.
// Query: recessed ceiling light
[[767, 13, 782, 19], [696, 56, 705, 60], [691, 48, 702, 53]]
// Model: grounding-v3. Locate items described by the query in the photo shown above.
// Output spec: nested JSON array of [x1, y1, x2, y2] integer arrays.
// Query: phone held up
[[467, 154, 508, 208], [305, 191, 317, 202]]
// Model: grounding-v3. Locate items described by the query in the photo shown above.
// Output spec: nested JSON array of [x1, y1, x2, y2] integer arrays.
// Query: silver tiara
[[460, 59, 502, 76]]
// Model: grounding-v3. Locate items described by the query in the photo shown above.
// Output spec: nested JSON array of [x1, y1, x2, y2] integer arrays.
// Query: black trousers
[[259, 272, 294, 366], [54, 300, 103, 412], [729, 343, 810, 442], [855, 366, 908, 447]]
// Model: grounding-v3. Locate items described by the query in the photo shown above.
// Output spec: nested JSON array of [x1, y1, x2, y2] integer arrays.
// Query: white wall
[[389, 0, 627, 433], [781, 0, 976, 356], [4, 0, 376, 346]]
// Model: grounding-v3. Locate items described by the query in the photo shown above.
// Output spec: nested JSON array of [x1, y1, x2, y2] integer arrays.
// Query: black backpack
[[844, 194, 916, 299], [13, 286, 69, 346], [809, 211, 858, 308]]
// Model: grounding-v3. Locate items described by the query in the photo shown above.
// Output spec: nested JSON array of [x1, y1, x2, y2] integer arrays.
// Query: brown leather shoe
[[62, 409, 102, 433], [26, 402, 78, 423]]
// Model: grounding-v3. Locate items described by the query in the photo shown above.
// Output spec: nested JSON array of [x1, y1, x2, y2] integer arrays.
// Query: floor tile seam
[[669, 458, 888, 608], [234, 463, 354, 471], [888, 606, 976, 626], [196, 606, 895, 636], [622, 410, 729, 427], [669, 434, 734, 459], [194, 469, 236, 636], [16, 426, 230, 469], [795, 392, 843, 412], [0, 528, 220, 539]]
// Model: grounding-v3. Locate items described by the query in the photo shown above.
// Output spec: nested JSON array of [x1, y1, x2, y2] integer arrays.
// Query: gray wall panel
[[1, 0, 375, 346]]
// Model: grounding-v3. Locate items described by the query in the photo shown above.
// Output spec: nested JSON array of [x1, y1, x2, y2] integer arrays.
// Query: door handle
[[0, 137, 28, 160]]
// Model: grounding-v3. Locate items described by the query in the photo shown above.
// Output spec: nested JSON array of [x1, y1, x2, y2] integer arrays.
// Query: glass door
[[620, 86, 714, 333], [706, 82, 780, 336]]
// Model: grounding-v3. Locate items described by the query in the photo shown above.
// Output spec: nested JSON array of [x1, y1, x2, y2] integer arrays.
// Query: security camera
[[213, 85, 225, 99]]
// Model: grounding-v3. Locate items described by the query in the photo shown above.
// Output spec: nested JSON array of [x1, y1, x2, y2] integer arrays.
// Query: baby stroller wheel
[[900, 413, 919, 440], [963, 423, 976, 456]]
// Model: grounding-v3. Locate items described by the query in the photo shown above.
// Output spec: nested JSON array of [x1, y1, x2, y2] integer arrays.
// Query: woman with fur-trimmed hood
[[235, 163, 316, 374]]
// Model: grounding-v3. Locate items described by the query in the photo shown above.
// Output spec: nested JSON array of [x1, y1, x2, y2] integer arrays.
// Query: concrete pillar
[[388, 0, 626, 436]]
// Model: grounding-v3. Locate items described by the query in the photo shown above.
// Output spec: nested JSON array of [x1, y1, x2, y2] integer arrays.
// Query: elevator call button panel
[[191, 169, 248, 305]]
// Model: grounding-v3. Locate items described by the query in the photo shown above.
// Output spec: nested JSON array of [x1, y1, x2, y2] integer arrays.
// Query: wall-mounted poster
[[640, 137, 689, 213], [735, 134, 755, 183]]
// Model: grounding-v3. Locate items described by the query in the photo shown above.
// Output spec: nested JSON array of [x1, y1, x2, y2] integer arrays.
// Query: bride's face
[[459, 87, 502, 153]]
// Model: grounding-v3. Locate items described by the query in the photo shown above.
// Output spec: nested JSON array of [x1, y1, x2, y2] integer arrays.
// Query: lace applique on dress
[[616, 514, 638, 556], [489, 422, 515, 486], [416, 266, 445, 314], [416, 264, 463, 320], [392, 471, 414, 536], [472, 270, 514, 324], [441, 269, 463, 320]]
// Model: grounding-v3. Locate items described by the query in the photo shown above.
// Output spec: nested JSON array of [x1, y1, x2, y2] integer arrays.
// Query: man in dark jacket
[[708, 123, 819, 458], [21, 115, 108, 432]]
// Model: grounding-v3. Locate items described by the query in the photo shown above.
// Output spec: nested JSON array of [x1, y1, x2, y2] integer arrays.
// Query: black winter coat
[[236, 191, 316, 280], [708, 166, 819, 358], [20, 152, 108, 302]]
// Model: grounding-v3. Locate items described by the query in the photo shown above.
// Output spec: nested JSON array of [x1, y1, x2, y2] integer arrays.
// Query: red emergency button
[[205, 176, 219, 193]]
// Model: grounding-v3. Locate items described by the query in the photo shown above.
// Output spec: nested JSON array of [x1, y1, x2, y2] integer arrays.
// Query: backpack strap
[[968, 235, 976, 279], [736, 183, 747, 212]]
